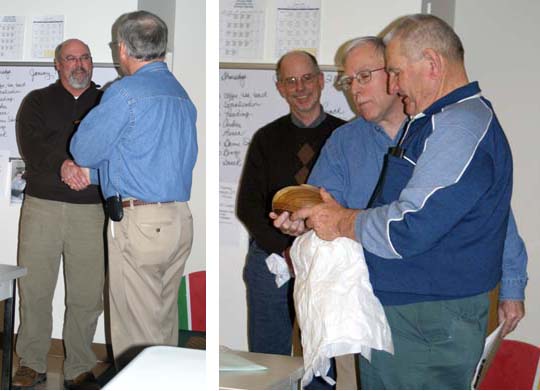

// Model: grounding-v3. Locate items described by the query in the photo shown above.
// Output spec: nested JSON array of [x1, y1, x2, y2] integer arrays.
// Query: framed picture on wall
[[10, 158, 25, 204]]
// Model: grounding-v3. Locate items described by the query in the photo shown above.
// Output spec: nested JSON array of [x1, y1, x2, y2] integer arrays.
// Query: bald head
[[276, 51, 320, 81], [54, 39, 91, 63]]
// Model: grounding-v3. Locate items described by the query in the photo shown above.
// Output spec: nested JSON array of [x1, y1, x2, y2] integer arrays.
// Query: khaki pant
[[107, 202, 192, 362], [336, 354, 359, 390], [16, 196, 105, 379]]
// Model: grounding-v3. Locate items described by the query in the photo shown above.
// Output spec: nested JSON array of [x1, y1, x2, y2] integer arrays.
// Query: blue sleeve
[[70, 85, 129, 168], [500, 209, 528, 300], [356, 101, 496, 259], [89, 168, 99, 185], [308, 133, 347, 206]]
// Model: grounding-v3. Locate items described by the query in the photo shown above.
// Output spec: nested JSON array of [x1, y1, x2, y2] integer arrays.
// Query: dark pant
[[244, 240, 335, 389], [360, 293, 489, 390]]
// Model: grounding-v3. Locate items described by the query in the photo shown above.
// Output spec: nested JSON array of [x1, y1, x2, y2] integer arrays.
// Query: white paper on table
[[219, 346, 267, 372]]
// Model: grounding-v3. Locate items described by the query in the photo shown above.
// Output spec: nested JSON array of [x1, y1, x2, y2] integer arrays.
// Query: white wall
[[3, 1, 139, 63], [173, 0, 206, 275], [225, 0, 420, 65], [1, 0, 206, 344], [454, 0, 540, 347], [219, 0, 422, 350]]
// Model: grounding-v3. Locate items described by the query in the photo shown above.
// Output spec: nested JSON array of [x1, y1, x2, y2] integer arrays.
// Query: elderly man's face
[[56, 40, 93, 90], [343, 44, 402, 126], [276, 53, 324, 119], [385, 39, 432, 116]]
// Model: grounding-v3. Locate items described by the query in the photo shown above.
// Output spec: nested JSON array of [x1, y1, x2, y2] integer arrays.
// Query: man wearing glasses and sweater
[[236, 50, 345, 389]]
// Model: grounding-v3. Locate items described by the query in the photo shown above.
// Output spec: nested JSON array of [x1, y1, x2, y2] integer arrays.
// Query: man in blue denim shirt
[[70, 11, 197, 364]]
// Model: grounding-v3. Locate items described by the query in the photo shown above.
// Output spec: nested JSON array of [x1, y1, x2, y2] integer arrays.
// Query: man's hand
[[498, 300, 525, 337], [270, 210, 308, 236], [60, 159, 90, 191], [292, 188, 360, 241]]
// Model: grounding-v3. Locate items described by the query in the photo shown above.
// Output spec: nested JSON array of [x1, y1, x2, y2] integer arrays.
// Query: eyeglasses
[[279, 72, 320, 89], [62, 54, 92, 64], [337, 67, 385, 90]]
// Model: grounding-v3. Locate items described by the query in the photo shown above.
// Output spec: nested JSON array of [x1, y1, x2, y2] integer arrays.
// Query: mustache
[[71, 67, 88, 75]]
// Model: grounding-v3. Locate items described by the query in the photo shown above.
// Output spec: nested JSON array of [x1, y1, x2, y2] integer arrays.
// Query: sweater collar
[[54, 79, 97, 99], [291, 106, 327, 128]]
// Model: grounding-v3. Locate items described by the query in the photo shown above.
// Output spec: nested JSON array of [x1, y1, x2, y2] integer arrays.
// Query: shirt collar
[[291, 106, 327, 128], [418, 81, 481, 118], [134, 60, 167, 75], [373, 118, 408, 144]]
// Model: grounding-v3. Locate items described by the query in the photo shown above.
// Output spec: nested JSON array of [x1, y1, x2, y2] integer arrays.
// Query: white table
[[0, 265, 26, 390], [220, 351, 304, 390], [103, 346, 206, 390]]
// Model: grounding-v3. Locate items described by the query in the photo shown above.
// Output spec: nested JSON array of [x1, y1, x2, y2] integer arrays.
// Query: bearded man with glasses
[[237, 50, 345, 389], [13, 38, 105, 390]]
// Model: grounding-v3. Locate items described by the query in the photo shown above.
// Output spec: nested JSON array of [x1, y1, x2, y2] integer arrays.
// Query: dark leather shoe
[[12, 366, 47, 389], [64, 371, 100, 390]]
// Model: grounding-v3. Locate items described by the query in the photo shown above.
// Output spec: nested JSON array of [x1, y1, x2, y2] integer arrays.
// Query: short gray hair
[[340, 36, 385, 67], [383, 14, 464, 62], [115, 10, 168, 61]]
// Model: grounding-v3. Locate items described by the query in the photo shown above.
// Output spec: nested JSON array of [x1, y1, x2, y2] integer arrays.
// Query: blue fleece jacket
[[356, 82, 513, 305]]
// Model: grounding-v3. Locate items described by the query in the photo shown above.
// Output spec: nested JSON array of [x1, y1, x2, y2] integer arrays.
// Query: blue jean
[[244, 240, 335, 389], [359, 293, 489, 389]]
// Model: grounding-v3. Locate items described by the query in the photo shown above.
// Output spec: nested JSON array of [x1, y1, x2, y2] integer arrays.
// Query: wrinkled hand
[[270, 210, 308, 236], [292, 188, 360, 241], [498, 300, 525, 337], [61, 159, 90, 191]]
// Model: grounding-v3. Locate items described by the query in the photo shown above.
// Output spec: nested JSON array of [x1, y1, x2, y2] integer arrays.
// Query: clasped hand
[[270, 187, 360, 241], [60, 159, 90, 191]]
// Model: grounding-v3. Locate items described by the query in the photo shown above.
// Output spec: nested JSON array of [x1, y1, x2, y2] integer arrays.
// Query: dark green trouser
[[360, 293, 489, 390]]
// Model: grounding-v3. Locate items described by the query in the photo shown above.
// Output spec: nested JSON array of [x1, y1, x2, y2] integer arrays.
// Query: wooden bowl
[[272, 184, 322, 214]]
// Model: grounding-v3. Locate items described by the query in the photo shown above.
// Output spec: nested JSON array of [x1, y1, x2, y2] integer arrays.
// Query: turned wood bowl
[[272, 184, 322, 214]]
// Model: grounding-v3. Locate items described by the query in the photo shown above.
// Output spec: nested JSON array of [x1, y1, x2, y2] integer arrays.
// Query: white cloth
[[265, 253, 292, 288], [291, 231, 394, 388]]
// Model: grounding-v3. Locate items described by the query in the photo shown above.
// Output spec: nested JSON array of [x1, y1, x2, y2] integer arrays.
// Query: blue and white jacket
[[356, 82, 513, 305]]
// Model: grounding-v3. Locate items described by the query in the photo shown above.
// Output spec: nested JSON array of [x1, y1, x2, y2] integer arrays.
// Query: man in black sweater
[[13, 39, 105, 390], [236, 50, 345, 389]]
